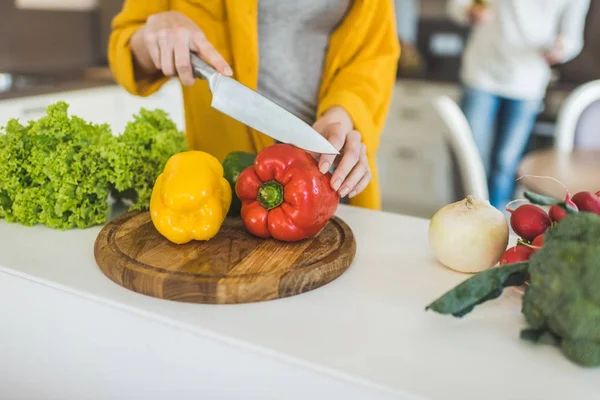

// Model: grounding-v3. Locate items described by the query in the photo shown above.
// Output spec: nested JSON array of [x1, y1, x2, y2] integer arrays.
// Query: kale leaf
[[425, 262, 529, 317]]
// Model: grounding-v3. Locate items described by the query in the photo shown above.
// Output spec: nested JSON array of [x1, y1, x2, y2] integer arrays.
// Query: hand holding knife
[[190, 53, 340, 156], [190, 52, 372, 199], [129, 12, 371, 199]]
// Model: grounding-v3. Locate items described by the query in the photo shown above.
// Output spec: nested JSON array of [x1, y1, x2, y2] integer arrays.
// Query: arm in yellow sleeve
[[108, 0, 170, 97], [317, 1, 400, 210], [317, 1, 400, 153]]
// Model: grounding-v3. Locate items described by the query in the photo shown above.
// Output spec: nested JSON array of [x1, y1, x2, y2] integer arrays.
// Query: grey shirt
[[257, 0, 351, 124]]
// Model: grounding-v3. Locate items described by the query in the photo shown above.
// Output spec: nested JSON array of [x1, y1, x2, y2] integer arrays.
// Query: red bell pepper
[[235, 144, 340, 241]]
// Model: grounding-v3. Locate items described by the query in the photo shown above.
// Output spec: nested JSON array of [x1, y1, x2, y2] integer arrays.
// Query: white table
[[0, 205, 598, 400]]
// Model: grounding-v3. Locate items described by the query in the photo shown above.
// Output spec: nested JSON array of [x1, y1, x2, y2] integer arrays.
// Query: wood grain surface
[[94, 211, 356, 304], [517, 149, 600, 198]]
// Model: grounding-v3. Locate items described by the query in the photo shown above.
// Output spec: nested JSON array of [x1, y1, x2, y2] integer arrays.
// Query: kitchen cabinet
[[0, 86, 124, 133], [377, 80, 460, 218], [0, 101, 21, 130], [0, 78, 185, 135], [121, 78, 185, 133]]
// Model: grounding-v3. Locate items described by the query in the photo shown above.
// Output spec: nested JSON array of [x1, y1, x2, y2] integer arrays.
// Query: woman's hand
[[467, 5, 493, 24], [130, 11, 232, 86], [543, 36, 565, 65], [312, 106, 371, 199]]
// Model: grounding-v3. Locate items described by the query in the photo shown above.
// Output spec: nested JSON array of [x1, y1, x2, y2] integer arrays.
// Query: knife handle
[[190, 53, 217, 80]]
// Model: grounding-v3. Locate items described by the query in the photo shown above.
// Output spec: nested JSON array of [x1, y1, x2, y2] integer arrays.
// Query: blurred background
[[0, 0, 598, 218]]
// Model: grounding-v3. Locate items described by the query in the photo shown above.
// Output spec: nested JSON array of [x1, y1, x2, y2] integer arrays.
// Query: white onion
[[428, 195, 509, 274]]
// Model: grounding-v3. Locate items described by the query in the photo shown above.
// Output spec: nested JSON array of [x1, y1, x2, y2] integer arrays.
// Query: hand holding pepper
[[312, 106, 372, 199]]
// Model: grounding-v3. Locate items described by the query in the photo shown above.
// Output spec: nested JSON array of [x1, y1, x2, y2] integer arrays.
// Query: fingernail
[[339, 187, 349, 198], [332, 179, 342, 191], [348, 190, 357, 198], [224, 66, 233, 76], [319, 162, 330, 174]]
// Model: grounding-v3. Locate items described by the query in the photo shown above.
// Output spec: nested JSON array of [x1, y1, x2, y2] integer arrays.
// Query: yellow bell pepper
[[150, 151, 232, 244]]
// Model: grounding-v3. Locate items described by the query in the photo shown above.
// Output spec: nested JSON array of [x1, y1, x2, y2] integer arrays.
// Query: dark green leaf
[[425, 262, 529, 318], [562, 339, 600, 367], [524, 191, 562, 205], [520, 329, 561, 346], [524, 191, 578, 213]]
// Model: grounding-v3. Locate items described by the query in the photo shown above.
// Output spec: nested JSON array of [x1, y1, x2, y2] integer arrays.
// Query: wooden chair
[[432, 95, 489, 201], [554, 79, 600, 152]]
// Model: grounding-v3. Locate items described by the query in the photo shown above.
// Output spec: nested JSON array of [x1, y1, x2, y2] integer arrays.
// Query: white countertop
[[0, 205, 598, 399]]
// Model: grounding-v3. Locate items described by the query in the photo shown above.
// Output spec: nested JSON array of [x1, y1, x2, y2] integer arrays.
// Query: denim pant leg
[[489, 98, 542, 209], [458, 85, 501, 178]]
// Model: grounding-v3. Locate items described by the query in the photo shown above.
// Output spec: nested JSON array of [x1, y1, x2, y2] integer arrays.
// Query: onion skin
[[509, 204, 552, 241], [429, 196, 509, 274]]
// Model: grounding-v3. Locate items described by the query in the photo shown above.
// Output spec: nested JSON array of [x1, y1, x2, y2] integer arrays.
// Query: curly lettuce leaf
[[0, 102, 185, 229], [109, 108, 186, 210], [0, 102, 115, 229]]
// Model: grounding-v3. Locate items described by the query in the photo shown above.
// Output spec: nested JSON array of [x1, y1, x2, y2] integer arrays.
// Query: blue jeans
[[459, 85, 542, 210]]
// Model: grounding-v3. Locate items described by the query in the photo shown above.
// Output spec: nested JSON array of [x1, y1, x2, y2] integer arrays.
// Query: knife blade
[[190, 53, 339, 155]]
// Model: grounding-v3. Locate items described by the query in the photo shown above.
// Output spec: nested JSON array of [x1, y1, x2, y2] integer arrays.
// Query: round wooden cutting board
[[94, 212, 356, 304]]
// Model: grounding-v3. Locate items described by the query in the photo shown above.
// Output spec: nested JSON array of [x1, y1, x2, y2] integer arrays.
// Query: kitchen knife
[[190, 53, 339, 155]]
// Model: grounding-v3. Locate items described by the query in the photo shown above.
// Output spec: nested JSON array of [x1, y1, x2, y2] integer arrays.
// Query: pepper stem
[[257, 180, 284, 210]]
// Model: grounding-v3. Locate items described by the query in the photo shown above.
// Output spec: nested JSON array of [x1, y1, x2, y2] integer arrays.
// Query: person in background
[[447, 0, 590, 210], [395, 0, 424, 74], [108, 1, 400, 210]]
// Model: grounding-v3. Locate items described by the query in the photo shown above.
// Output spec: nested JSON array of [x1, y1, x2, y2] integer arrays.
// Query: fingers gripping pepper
[[235, 144, 340, 242], [150, 151, 232, 244]]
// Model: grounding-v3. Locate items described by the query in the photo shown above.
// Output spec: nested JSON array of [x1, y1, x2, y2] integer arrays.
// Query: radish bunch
[[499, 183, 600, 267]]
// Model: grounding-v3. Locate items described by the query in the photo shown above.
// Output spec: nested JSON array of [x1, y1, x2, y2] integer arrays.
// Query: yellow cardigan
[[108, 0, 400, 210]]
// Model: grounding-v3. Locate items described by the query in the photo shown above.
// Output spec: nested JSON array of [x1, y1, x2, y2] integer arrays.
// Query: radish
[[549, 204, 569, 222], [507, 204, 552, 241], [532, 234, 544, 248], [571, 191, 600, 215], [499, 245, 535, 265]]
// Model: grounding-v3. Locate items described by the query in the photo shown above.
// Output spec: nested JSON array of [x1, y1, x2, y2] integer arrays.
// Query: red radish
[[572, 191, 600, 215], [532, 234, 544, 248], [596, 190, 600, 197], [507, 204, 552, 241], [499, 245, 534, 265], [549, 204, 569, 222]]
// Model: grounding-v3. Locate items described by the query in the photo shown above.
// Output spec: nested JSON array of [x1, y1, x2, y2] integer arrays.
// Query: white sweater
[[448, 0, 590, 100]]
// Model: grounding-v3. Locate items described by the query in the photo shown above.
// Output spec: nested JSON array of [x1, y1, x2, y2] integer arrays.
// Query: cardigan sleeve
[[316, 0, 401, 153], [108, 0, 170, 97]]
